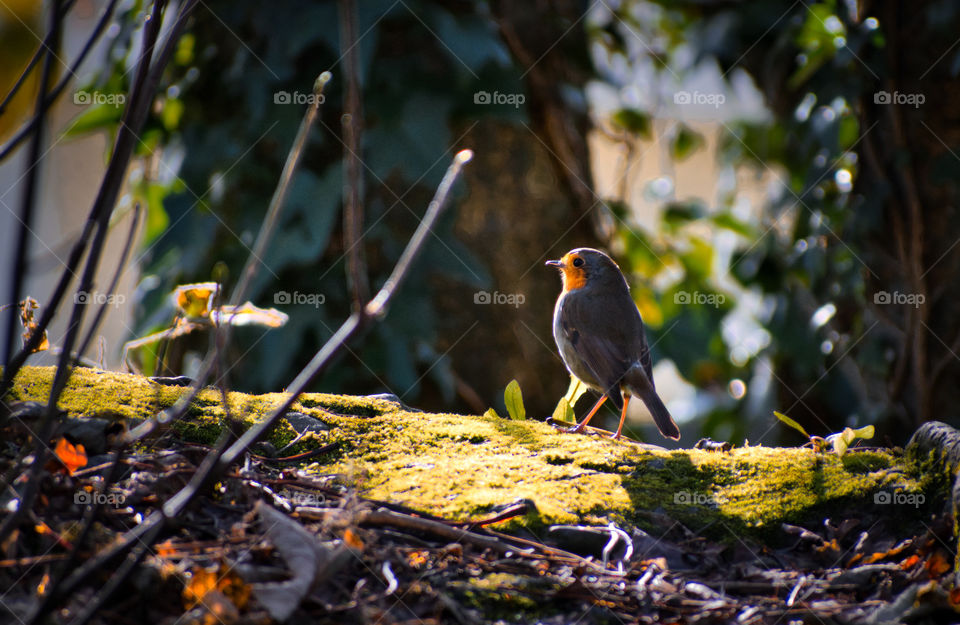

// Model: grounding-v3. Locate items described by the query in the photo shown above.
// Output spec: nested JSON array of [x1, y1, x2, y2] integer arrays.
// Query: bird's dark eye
[[572, 257, 584, 267]]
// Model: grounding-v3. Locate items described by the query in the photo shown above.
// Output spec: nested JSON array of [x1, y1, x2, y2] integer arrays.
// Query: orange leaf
[[174, 282, 219, 318], [925, 551, 951, 578], [407, 550, 429, 568], [343, 528, 364, 550], [864, 540, 910, 564], [899, 554, 921, 570], [182, 563, 250, 611], [155, 540, 179, 557], [34, 521, 73, 549], [37, 572, 50, 596], [183, 568, 218, 608], [52, 437, 87, 475], [949, 586, 960, 607], [215, 563, 250, 610]]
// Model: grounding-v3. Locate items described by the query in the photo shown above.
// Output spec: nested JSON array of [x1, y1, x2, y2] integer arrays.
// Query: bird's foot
[[545, 418, 588, 434]]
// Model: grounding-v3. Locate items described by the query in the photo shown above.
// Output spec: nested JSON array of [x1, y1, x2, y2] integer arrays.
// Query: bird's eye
[[572, 257, 584, 267]]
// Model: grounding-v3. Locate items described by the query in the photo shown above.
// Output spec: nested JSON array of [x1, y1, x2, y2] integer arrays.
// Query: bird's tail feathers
[[623, 365, 680, 440]]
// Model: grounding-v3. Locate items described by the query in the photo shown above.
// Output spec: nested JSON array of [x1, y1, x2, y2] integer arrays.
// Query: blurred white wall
[[0, 0, 138, 368]]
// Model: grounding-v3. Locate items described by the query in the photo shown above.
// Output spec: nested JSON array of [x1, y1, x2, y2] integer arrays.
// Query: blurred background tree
[[63, 0, 959, 445], [79, 0, 599, 418], [592, 0, 960, 445]]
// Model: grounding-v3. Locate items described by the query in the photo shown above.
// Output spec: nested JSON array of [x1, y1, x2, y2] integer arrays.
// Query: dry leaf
[[19, 297, 49, 352], [174, 282, 220, 318], [52, 437, 87, 475], [210, 302, 289, 328], [251, 501, 347, 621]]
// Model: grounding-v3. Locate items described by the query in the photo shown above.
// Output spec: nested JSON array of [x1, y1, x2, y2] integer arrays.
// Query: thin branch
[[0, 0, 196, 403], [232, 72, 332, 305], [339, 0, 370, 311], [0, 0, 78, 116], [120, 71, 333, 449], [203, 149, 473, 498], [2, 0, 63, 369], [47, 150, 473, 604], [58, 521, 163, 625], [28, 443, 131, 623], [0, 0, 120, 162], [0, 0, 193, 549], [75, 202, 142, 362]]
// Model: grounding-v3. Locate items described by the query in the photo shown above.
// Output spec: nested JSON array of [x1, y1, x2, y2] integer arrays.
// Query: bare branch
[[232, 72, 332, 305], [340, 0, 370, 311]]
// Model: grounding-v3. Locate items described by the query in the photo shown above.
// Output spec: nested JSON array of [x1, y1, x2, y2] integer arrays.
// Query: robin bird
[[546, 248, 680, 440]]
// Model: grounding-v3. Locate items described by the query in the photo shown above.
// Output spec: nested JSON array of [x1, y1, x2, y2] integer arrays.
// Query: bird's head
[[545, 247, 626, 293]]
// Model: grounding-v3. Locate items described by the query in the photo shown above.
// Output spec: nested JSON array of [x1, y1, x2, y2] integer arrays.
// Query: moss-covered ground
[[8, 366, 936, 539]]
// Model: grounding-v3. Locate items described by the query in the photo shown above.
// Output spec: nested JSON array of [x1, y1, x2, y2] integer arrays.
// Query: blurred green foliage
[[79, 0, 526, 400], [591, 0, 960, 442], [72, 0, 959, 443]]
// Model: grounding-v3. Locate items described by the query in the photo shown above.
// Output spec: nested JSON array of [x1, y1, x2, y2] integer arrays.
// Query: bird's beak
[[545, 259, 563, 268]]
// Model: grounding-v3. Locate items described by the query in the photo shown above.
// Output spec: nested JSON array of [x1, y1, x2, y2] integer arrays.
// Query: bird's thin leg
[[612, 394, 631, 440], [570, 395, 608, 433]]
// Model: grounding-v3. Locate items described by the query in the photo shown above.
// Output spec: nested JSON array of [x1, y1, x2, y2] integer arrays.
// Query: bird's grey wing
[[560, 294, 636, 403], [636, 323, 654, 386]]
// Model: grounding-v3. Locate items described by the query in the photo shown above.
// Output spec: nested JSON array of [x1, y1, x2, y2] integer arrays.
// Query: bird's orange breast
[[560, 252, 587, 292]]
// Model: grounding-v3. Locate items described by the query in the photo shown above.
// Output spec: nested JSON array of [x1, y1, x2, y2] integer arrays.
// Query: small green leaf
[[838, 115, 859, 150], [504, 379, 526, 421], [774, 411, 809, 439], [161, 98, 184, 131], [552, 398, 574, 424], [827, 425, 874, 457], [133, 181, 170, 246], [174, 32, 195, 65], [670, 124, 705, 161], [64, 102, 124, 137], [711, 213, 755, 238], [483, 407, 501, 419], [830, 429, 851, 457], [679, 236, 714, 280], [663, 201, 707, 232], [552, 375, 587, 424], [563, 375, 589, 406], [611, 108, 652, 138]]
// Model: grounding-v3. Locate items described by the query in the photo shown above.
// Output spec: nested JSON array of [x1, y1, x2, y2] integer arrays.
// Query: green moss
[[453, 573, 545, 617], [6, 366, 935, 540], [298, 395, 385, 417]]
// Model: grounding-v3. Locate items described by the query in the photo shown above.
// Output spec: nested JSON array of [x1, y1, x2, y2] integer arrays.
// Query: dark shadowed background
[[3, 0, 959, 446]]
